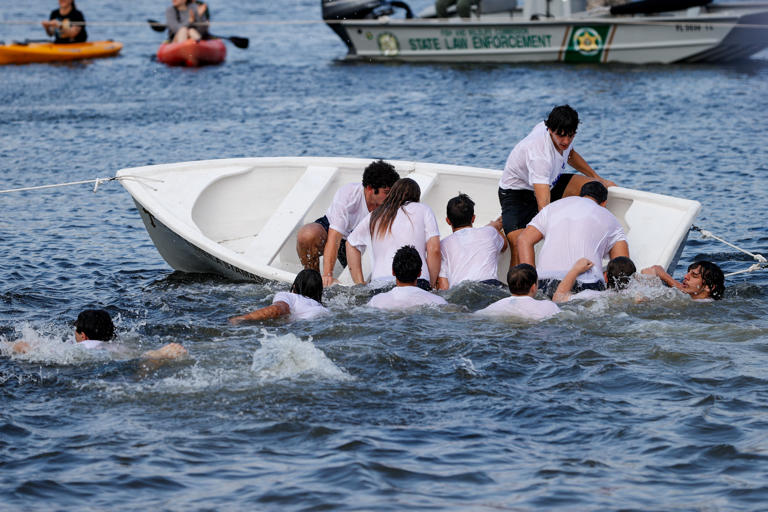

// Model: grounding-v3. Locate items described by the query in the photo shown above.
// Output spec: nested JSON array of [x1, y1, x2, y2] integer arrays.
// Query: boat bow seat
[[244, 165, 338, 265], [405, 171, 437, 198]]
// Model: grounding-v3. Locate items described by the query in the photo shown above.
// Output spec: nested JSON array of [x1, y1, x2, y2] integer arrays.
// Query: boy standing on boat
[[516, 181, 629, 298], [499, 104, 615, 265], [296, 160, 400, 286], [436, 193, 507, 290]]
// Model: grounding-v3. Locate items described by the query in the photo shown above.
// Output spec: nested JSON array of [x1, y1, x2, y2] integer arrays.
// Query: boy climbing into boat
[[498, 104, 616, 266], [436, 193, 507, 290], [295, 160, 400, 287], [641, 261, 725, 301], [367, 245, 448, 310], [517, 181, 629, 298], [553, 256, 637, 303]]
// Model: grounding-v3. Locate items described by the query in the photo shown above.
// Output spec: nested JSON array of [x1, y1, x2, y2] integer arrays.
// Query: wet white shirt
[[474, 295, 560, 321], [347, 202, 441, 283], [325, 183, 368, 237], [529, 196, 626, 283], [273, 292, 329, 321], [499, 121, 573, 191], [439, 226, 505, 287], [367, 286, 448, 310]]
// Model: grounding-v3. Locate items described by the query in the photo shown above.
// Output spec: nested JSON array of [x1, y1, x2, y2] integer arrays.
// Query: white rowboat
[[117, 157, 701, 285]]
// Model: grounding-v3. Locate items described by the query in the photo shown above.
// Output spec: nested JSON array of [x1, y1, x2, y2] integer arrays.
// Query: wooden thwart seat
[[245, 166, 338, 264]]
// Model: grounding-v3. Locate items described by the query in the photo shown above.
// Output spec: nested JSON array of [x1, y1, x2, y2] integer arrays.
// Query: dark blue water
[[2, 1, 768, 510]]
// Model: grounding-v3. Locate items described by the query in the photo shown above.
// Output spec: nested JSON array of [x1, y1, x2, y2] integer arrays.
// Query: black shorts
[[538, 278, 605, 299], [498, 173, 574, 234], [314, 216, 348, 267]]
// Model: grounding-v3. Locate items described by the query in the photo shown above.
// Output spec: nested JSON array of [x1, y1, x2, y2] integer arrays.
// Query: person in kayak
[[166, 0, 209, 43], [41, 0, 87, 44], [228, 269, 329, 323], [499, 105, 616, 266]]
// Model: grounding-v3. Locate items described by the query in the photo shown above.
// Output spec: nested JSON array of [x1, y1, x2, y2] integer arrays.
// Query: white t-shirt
[[347, 202, 441, 283], [566, 289, 604, 302], [474, 295, 560, 321], [499, 121, 574, 191], [367, 285, 448, 310], [80, 339, 105, 350], [325, 183, 369, 237], [439, 225, 505, 287], [273, 291, 329, 321], [529, 196, 626, 283]]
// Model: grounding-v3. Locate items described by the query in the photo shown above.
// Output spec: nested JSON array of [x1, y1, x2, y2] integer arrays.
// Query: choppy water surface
[[2, 1, 768, 510]]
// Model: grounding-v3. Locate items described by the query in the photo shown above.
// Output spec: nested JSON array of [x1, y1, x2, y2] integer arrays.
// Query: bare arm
[[569, 150, 617, 187], [487, 216, 508, 252], [517, 226, 543, 266], [141, 343, 187, 360], [346, 244, 366, 285], [436, 277, 450, 291], [533, 183, 551, 211], [229, 301, 291, 324], [553, 258, 593, 303], [641, 265, 684, 291], [322, 228, 344, 287], [609, 240, 629, 260], [426, 236, 441, 289]]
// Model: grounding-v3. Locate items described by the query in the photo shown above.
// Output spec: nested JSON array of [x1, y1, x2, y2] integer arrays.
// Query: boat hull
[[156, 39, 226, 67], [0, 41, 123, 65], [117, 157, 701, 285], [331, 8, 768, 64]]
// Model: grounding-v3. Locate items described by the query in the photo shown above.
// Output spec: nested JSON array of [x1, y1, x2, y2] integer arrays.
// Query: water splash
[[250, 329, 352, 382]]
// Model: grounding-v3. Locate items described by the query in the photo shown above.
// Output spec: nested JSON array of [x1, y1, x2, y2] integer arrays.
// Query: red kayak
[[156, 38, 226, 67]]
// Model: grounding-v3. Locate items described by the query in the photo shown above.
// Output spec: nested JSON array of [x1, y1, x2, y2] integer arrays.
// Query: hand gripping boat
[[117, 157, 701, 285], [156, 38, 226, 67], [0, 40, 122, 65]]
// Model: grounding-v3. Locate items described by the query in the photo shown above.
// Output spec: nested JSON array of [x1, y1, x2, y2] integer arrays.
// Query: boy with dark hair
[[498, 104, 616, 266], [437, 193, 507, 290], [11, 309, 187, 359], [229, 269, 329, 323], [553, 256, 637, 303], [642, 260, 725, 301], [367, 245, 448, 310], [296, 160, 400, 285], [518, 181, 629, 298], [474, 263, 560, 320]]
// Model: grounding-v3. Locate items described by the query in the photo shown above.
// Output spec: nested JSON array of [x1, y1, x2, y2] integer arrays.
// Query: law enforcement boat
[[117, 157, 700, 285], [321, 0, 768, 64]]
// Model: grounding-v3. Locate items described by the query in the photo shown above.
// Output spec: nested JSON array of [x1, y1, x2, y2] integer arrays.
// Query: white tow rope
[[0, 174, 163, 194], [691, 225, 768, 277]]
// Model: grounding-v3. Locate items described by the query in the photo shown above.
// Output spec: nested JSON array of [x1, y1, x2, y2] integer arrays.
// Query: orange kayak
[[0, 40, 123, 65], [156, 39, 226, 67]]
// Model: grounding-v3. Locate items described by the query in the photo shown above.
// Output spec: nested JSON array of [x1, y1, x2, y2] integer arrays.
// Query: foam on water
[[250, 329, 353, 382]]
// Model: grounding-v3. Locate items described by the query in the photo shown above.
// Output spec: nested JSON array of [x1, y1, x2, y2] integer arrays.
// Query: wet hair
[[507, 263, 538, 296], [362, 160, 400, 194], [291, 269, 323, 303], [446, 193, 475, 229], [689, 261, 725, 300], [392, 245, 422, 283], [606, 256, 636, 291], [544, 105, 579, 137], [579, 181, 608, 204], [74, 309, 115, 341], [369, 178, 421, 239]]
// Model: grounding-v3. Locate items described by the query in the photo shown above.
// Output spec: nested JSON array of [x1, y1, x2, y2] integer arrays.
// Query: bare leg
[[562, 175, 598, 198], [173, 27, 189, 43], [295, 223, 327, 271]]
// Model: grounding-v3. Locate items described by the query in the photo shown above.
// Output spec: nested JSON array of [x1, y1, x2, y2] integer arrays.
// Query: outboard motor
[[322, 0, 414, 52]]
